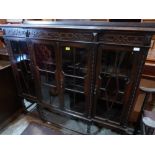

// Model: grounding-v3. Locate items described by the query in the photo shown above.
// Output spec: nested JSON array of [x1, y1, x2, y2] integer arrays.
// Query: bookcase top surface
[[1, 21, 155, 32]]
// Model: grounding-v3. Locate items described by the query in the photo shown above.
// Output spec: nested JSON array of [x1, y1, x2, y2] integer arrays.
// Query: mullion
[[18, 41, 30, 94], [73, 47, 76, 108], [19, 41, 30, 73]]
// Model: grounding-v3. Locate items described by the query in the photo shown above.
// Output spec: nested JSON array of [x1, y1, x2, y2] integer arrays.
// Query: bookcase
[[1, 21, 154, 134]]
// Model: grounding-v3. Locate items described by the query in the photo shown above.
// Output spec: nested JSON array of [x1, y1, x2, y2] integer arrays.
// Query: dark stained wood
[[2, 21, 155, 31], [1, 21, 154, 134], [0, 65, 22, 128], [130, 37, 155, 123]]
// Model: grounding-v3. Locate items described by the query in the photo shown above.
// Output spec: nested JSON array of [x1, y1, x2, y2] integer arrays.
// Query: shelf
[[17, 68, 31, 74], [64, 73, 84, 79], [66, 64, 87, 71], [0, 52, 8, 56], [100, 72, 128, 78], [42, 82, 56, 88], [100, 97, 122, 105], [65, 79, 84, 90], [0, 48, 8, 55], [100, 87, 125, 95], [62, 65, 87, 76], [42, 61, 56, 66], [38, 68, 55, 74], [65, 88, 84, 94]]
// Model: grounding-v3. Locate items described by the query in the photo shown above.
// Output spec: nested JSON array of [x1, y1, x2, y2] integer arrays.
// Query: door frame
[[92, 44, 146, 126]]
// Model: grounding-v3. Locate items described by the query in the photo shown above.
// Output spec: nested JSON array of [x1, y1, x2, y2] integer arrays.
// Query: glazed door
[[59, 43, 92, 116], [31, 40, 60, 109], [7, 39, 36, 100], [93, 45, 145, 124]]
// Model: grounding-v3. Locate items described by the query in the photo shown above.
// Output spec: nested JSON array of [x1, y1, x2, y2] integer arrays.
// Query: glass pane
[[101, 49, 133, 76], [95, 47, 140, 122], [34, 44, 56, 72], [40, 71, 56, 86], [63, 91, 86, 114], [62, 47, 88, 77], [33, 43, 56, 86], [96, 98, 123, 122], [11, 40, 30, 63], [61, 46, 89, 114], [41, 84, 59, 108], [10, 40, 35, 96], [33, 43, 58, 107], [64, 76, 84, 92]]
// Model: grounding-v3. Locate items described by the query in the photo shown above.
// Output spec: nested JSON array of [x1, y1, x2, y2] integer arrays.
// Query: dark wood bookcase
[[1, 21, 155, 134]]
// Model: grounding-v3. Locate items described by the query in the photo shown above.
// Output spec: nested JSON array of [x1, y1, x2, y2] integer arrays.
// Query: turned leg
[[21, 99, 28, 114], [37, 104, 46, 122], [86, 121, 92, 134]]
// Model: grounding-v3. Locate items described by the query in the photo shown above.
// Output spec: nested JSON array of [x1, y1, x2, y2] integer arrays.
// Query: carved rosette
[[98, 33, 146, 45]]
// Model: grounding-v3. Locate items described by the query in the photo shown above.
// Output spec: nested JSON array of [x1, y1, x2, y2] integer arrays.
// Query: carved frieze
[[3, 27, 151, 46], [98, 33, 146, 45], [28, 29, 94, 41], [4, 28, 27, 37], [3, 28, 94, 42]]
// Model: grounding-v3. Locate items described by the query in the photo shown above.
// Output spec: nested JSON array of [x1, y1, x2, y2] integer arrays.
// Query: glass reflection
[[95, 47, 138, 122], [61, 46, 89, 114]]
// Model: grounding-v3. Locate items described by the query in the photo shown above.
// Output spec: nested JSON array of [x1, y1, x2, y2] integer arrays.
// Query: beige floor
[[0, 111, 119, 135], [0, 100, 118, 135], [0, 114, 80, 135]]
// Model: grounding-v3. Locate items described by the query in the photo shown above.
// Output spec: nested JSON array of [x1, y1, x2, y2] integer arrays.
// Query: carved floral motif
[[4, 28, 94, 41], [4, 28, 27, 37], [3, 28, 151, 46], [28, 30, 93, 41], [99, 33, 146, 45]]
